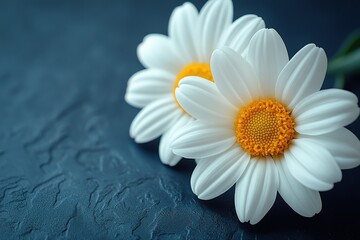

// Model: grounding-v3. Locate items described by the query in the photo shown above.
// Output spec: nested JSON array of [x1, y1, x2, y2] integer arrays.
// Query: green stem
[[328, 49, 360, 75], [334, 75, 345, 89]]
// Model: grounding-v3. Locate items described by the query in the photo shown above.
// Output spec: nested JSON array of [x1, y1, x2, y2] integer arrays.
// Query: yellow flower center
[[235, 99, 297, 158], [173, 63, 213, 112]]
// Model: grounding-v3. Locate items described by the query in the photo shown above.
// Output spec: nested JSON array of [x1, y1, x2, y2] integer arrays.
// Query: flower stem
[[334, 75, 346, 89]]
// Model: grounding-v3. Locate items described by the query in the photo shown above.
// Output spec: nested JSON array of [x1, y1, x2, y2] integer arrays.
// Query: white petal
[[137, 34, 185, 73], [218, 14, 265, 54], [191, 145, 250, 200], [159, 114, 193, 166], [246, 28, 289, 97], [125, 69, 175, 108], [171, 121, 235, 159], [168, 2, 199, 62], [175, 76, 237, 124], [285, 138, 342, 191], [303, 128, 360, 169], [130, 97, 182, 143], [211, 47, 260, 107], [197, 0, 233, 61], [276, 159, 322, 217], [293, 89, 359, 135], [276, 44, 327, 109], [235, 158, 279, 225]]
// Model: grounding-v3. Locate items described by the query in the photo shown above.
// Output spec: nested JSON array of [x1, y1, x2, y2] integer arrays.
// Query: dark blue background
[[0, 0, 359, 239]]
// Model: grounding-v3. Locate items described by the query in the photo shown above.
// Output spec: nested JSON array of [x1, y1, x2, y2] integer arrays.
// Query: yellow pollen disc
[[235, 99, 297, 158], [173, 63, 213, 112]]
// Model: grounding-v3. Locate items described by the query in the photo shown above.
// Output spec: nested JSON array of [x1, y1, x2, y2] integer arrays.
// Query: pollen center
[[235, 99, 297, 158], [173, 63, 213, 111]]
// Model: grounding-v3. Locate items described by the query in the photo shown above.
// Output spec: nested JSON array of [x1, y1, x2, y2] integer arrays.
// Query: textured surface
[[1, 0, 360, 239]]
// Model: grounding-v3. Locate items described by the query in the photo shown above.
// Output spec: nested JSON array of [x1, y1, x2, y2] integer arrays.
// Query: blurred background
[[0, 0, 359, 239]]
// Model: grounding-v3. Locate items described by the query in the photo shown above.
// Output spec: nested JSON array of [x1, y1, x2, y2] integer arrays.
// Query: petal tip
[[197, 193, 210, 200]]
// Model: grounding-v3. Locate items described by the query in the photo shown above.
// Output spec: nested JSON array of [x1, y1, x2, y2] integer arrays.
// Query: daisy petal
[[303, 128, 360, 169], [276, 159, 322, 217], [137, 34, 185, 73], [168, 2, 199, 62], [191, 145, 250, 200], [197, 0, 233, 61], [293, 89, 359, 135], [159, 114, 193, 166], [211, 47, 260, 107], [276, 44, 327, 109], [125, 69, 175, 108], [285, 138, 342, 191], [235, 158, 279, 224], [175, 76, 237, 123], [171, 121, 235, 159], [218, 14, 265, 54], [130, 97, 182, 143], [246, 28, 289, 97]]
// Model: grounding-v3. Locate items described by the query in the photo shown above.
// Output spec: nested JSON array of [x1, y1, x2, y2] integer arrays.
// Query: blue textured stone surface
[[0, 0, 360, 239]]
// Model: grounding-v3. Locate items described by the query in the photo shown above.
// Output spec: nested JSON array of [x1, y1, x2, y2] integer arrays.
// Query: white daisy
[[171, 28, 360, 224], [125, 0, 265, 166]]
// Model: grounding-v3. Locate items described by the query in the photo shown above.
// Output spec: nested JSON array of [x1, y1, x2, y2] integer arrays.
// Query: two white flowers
[[125, 0, 360, 224]]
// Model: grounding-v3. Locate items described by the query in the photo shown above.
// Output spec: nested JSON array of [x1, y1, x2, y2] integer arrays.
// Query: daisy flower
[[171, 28, 360, 224], [125, 0, 265, 166]]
